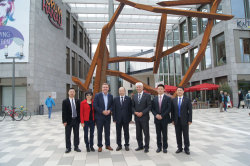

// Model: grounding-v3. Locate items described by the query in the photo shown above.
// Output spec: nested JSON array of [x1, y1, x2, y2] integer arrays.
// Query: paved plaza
[[0, 108, 250, 166]]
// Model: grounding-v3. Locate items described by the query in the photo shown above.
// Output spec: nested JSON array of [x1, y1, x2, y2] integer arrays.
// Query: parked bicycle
[[0, 106, 23, 121], [18, 106, 31, 121]]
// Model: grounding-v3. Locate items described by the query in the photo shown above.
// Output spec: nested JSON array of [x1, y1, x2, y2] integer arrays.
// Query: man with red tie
[[172, 87, 192, 155], [152, 84, 171, 153]]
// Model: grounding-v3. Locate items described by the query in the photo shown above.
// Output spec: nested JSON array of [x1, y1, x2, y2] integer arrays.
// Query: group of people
[[218, 91, 232, 112], [238, 91, 250, 109], [62, 82, 192, 155]]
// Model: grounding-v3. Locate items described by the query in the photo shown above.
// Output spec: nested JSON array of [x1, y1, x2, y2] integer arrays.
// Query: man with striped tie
[[171, 86, 192, 155]]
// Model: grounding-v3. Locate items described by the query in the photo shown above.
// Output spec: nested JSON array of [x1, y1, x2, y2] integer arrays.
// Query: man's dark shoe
[[163, 149, 167, 153], [185, 149, 190, 155], [90, 147, 95, 152], [74, 148, 81, 152], [116, 146, 122, 151], [65, 149, 71, 153], [125, 146, 129, 151], [156, 148, 162, 153], [106, 146, 113, 151], [144, 148, 149, 153], [86, 147, 90, 152], [175, 149, 183, 153], [135, 147, 143, 151], [98, 147, 102, 152]]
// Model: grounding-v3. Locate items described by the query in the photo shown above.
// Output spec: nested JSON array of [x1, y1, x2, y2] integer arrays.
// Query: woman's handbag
[[240, 100, 245, 106]]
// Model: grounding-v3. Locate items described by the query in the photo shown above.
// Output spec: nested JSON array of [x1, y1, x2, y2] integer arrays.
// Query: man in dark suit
[[172, 86, 192, 155], [152, 84, 171, 153], [112, 87, 132, 151], [132, 82, 151, 153], [93, 83, 113, 152], [62, 88, 81, 153]]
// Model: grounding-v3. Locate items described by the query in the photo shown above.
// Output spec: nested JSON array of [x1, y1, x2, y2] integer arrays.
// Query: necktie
[[138, 94, 141, 103], [159, 95, 162, 112], [121, 96, 124, 105], [178, 98, 181, 117], [72, 99, 77, 118]]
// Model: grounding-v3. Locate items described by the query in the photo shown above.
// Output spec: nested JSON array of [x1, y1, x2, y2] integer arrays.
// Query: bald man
[[112, 87, 132, 151]]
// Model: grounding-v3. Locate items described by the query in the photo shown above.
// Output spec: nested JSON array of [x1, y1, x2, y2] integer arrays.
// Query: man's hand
[[107, 110, 111, 115], [188, 122, 192, 125], [81, 123, 84, 127], [137, 112, 143, 118], [172, 122, 175, 125], [156, 114, 162, 120], [63, 123, 67, 127], [103, 110, 108, 115]]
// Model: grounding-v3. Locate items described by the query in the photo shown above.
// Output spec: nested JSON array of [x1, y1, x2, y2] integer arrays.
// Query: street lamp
[[4, 45, 24, 120]]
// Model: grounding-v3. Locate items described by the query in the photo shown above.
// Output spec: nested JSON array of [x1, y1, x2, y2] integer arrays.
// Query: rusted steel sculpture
[[72, 0, 233, 96]]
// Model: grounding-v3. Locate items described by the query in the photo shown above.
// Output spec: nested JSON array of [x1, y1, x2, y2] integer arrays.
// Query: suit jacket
[[132, 92, 151, 121], [93, 92, 113, 120], [112, 96, 132, 124], [151, 94, 171, 124], [62, 98, 80, 124], [172, 96, 192, 126]]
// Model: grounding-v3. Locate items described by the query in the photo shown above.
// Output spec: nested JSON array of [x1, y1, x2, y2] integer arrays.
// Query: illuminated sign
[[42, 0, 63, 30]]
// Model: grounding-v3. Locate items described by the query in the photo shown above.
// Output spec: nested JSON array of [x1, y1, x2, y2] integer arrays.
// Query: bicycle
[[0, 106, 23, 121], [19, 106, 31, 121]]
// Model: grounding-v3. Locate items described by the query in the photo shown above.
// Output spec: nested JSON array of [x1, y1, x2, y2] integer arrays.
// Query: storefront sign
[[237, 19, 250, 29], [42, 0, 63, 30]]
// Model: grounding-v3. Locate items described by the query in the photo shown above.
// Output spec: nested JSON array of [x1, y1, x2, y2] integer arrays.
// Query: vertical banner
[[0, 0, 30, 62]]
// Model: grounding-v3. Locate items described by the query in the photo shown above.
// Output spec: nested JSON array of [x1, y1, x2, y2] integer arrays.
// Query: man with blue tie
[[172, 86, 192, 155], [93, 83, 114, 152], [112, 87, 132, 151], [62, 88, 81, 153], [151, 84, 171, 153]]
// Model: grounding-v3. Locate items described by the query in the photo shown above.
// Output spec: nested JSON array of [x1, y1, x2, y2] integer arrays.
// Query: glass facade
[[198, 5, 209, 34], [201, 42, 212, 70], [231, 0, 250, 19], [180, 20, 188, 43], [240, 38, 250, 63], [190, 47, 199, 72], [173, 27, 180, 46], [72, 18, 77, 44], [181, 52, 189, 75], [213, 33, 226, 67], [188, 17, 197, 40]]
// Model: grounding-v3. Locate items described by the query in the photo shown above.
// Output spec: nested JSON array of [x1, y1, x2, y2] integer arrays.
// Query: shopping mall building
[[0, 0, 92, 113], [156, 0, 250, 106]]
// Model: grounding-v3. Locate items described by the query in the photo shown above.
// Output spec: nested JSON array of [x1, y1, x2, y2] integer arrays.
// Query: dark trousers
[[116, 120, 129, 147], [96, 118, 111, 147], [155, 121, 168, 149], [65, 118, 79, 150], [83, 120, 95, 148], [175, 118, 190, 150], [135, 119, 150, 149]]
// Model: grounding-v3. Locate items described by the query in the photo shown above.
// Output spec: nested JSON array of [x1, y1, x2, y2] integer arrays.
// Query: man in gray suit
[[132, 82, 151, 153]]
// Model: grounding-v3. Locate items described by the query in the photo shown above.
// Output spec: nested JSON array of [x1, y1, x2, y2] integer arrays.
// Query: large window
[[72, 18, 77, 44], [79, 26, 83, 49], [72, 51, 76, 76], [78, 56, 83, 78], [163, 56, 168, 73], [167, 33, 173, 48], [180, 20, 188, 43], [201, 42, 212, 70], [175, 53, 181, 86], [181, 52, 189, 75], [188, 17, 197, 40], [240, 38, 250, 62], [66, 11, 70, 39], [173, 27, 179, 46], [213, 33, 226, 67], [231, 0, 250, 19], [169, 54, 175, 86], [66, 47, 70, 75], [198, 5, 209, 34], [215, 3, 222, 24], [190, 47, 199, 72]]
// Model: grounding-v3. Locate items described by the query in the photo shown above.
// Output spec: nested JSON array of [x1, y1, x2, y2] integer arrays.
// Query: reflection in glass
[[240, 38, 250, 62], [188, 17, 197, 40], [173, 27, 179, 46], [201, 43, 212, 70], [181, 52, 189, 75], [198, 5, 209, 34], [180, 20, 188, 42], [190, 47, 199, 72], [214, 33, 226, 66]]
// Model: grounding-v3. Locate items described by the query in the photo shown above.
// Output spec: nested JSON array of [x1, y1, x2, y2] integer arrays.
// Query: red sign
[[42, 0, 63, 30]]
